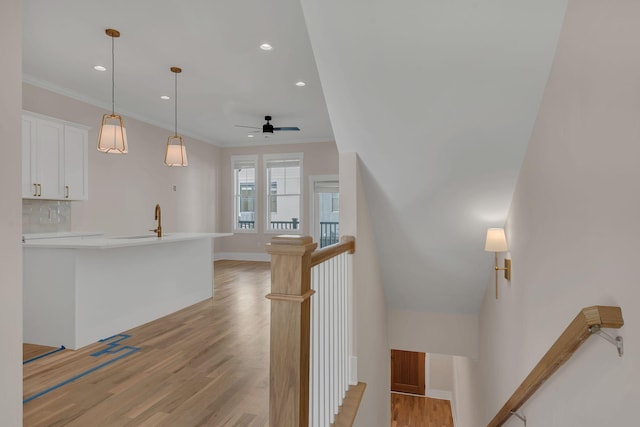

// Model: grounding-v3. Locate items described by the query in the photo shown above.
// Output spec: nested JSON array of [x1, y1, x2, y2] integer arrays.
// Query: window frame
[[231, 154, 259, 233], [264, 152, 304, 234]]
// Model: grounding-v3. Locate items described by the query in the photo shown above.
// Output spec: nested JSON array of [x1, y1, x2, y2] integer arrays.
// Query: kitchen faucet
[[150, 204, 162, 237]]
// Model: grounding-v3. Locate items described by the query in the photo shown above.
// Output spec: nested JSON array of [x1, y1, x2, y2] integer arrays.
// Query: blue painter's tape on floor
[[23, 346, 66, 365], [23, 335, 140, 404]]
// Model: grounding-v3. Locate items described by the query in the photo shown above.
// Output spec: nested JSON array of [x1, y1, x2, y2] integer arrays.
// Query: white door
[[310, 177, 339, 248]]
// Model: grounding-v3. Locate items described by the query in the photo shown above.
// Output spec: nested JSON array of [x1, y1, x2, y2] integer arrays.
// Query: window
[[265, 153, 303, 232], [232, 155, 258, 231], [312, 179, 339, 247], [331, 192, 340, 213], [270, 182, 278, 213]]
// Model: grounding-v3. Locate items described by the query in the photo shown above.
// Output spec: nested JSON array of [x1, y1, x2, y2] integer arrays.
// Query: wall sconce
[[484, 228, 511, 299]]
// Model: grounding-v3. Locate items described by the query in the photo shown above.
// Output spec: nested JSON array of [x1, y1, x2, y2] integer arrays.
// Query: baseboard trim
[[426, 388, 452, 401], [214, 252, 270, 262]]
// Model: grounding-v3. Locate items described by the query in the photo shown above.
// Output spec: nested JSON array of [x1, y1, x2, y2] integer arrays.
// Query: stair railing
[[488, 305, 624, 426], [266, 235, 356, 427]]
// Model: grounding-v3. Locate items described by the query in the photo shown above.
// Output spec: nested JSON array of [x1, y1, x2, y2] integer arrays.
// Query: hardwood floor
[[23, 260, 271, 427], [23, 344, 60, 362], [391, 393, 454, 427]]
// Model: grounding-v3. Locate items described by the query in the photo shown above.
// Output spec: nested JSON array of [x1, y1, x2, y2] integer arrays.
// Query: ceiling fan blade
[[273, 127, 300, 131], [234, 125, 261, 129]]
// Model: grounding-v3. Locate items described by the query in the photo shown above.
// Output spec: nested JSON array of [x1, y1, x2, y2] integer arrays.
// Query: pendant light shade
[[165, 67, 188, 166], [98, 28, 128, 154], [165, 136, 188, 166], [98, 115, 128, 153]]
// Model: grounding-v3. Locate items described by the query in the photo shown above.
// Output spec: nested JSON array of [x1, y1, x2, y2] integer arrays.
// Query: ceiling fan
[[235, 115, 300, 134]]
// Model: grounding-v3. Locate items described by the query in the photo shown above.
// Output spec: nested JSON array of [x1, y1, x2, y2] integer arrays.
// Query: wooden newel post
[[265, 235, 318, 427]]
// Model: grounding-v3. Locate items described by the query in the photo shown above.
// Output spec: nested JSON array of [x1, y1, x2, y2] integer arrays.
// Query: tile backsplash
[[22, 199, 71, 234]]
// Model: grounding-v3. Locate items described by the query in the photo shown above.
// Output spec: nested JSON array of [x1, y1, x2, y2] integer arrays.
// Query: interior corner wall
[[22, 84, 221, 237], [452, 356, 481, 427], [0, 0, 23, 425], [340, 152, 390, 427], [388, 309, 479, 359], [428, 353, 453, 394], [477, 0, 640, 424]]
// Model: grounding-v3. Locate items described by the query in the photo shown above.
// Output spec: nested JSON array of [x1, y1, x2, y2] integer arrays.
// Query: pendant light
[[164, 67, 188, 166], [97, 28, 128, 154]]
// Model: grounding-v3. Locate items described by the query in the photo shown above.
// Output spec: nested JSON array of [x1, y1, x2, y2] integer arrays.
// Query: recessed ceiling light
[[248, 134, 255, 138], [260, 43, 273, 51], [295, 81, 306, 87], [160, 95, 170, 100], [93, 65, 106, 71]]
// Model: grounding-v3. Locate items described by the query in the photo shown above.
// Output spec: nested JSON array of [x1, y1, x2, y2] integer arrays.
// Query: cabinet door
[[22, 116, 38, 198], [64, 126, 88, 200], [35, 120, 64, 199]]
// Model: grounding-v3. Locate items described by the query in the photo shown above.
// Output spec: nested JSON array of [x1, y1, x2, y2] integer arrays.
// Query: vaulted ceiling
[[23, 0, 569, 314]]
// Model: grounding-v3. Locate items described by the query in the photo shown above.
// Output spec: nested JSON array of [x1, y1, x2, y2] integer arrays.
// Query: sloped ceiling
[[299, 0, 569, 312]]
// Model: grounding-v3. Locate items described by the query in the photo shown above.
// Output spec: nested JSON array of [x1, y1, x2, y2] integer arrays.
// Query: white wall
[[452, 356, 481, 427], [22, 84, 221, 237], [388, 310, 479, 359], [218, 141, 338, 258], [0, 0, 23, 424], [477, 0, 640, 425], [429, 353, 453, 393], [340, 152, 390, 427]]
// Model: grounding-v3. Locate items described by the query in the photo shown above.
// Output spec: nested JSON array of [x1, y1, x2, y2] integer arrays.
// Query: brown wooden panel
[[391, 349, 425, 395]]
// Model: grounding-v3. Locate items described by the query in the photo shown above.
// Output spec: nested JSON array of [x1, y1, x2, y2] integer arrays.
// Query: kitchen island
[[23, 232, 231, 349]]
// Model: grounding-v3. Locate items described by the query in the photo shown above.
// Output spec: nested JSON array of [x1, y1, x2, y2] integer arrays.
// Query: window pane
[[265, 155, 302, 231], [268, 194, 300, 229], [233, 162, 256, 230]]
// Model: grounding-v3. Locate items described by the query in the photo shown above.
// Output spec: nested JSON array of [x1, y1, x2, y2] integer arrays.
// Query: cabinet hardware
[[65, 185, 70, 199], [37, 183, 42, 197], [33, 183, 38, 197]]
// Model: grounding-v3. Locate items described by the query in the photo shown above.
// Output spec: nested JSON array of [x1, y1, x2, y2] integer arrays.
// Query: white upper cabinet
[[22, 112, 89, 200], [63, 125, 88, 200]]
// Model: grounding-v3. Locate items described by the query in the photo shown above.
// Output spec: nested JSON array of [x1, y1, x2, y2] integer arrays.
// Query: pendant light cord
[[111, 34, 115, 116], [174, 71, 178, 137]]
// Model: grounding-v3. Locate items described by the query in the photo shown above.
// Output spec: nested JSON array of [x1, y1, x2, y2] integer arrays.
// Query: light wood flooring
[[23, 260, 271, 427], [23, 344, 59, 362], [391, 393, 454, 427]]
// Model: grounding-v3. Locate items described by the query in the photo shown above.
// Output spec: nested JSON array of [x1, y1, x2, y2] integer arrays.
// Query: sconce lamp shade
[[164, 136, 188, 167], [485, 228, 508, 252], [97, 114, 128, 153]]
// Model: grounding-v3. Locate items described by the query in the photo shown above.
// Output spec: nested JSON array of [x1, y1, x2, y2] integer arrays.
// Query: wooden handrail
[[488, 306, 624, 427], [311, 236, 355, 267]]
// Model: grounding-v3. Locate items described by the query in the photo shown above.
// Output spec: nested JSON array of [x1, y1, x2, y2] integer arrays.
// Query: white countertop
[[22, 232, 233, 249], [23, 232, 104, 240]]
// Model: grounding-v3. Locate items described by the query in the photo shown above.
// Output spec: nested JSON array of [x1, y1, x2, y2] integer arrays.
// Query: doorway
[[390, 349, 426, 395], [309, 176, 339, 248]]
